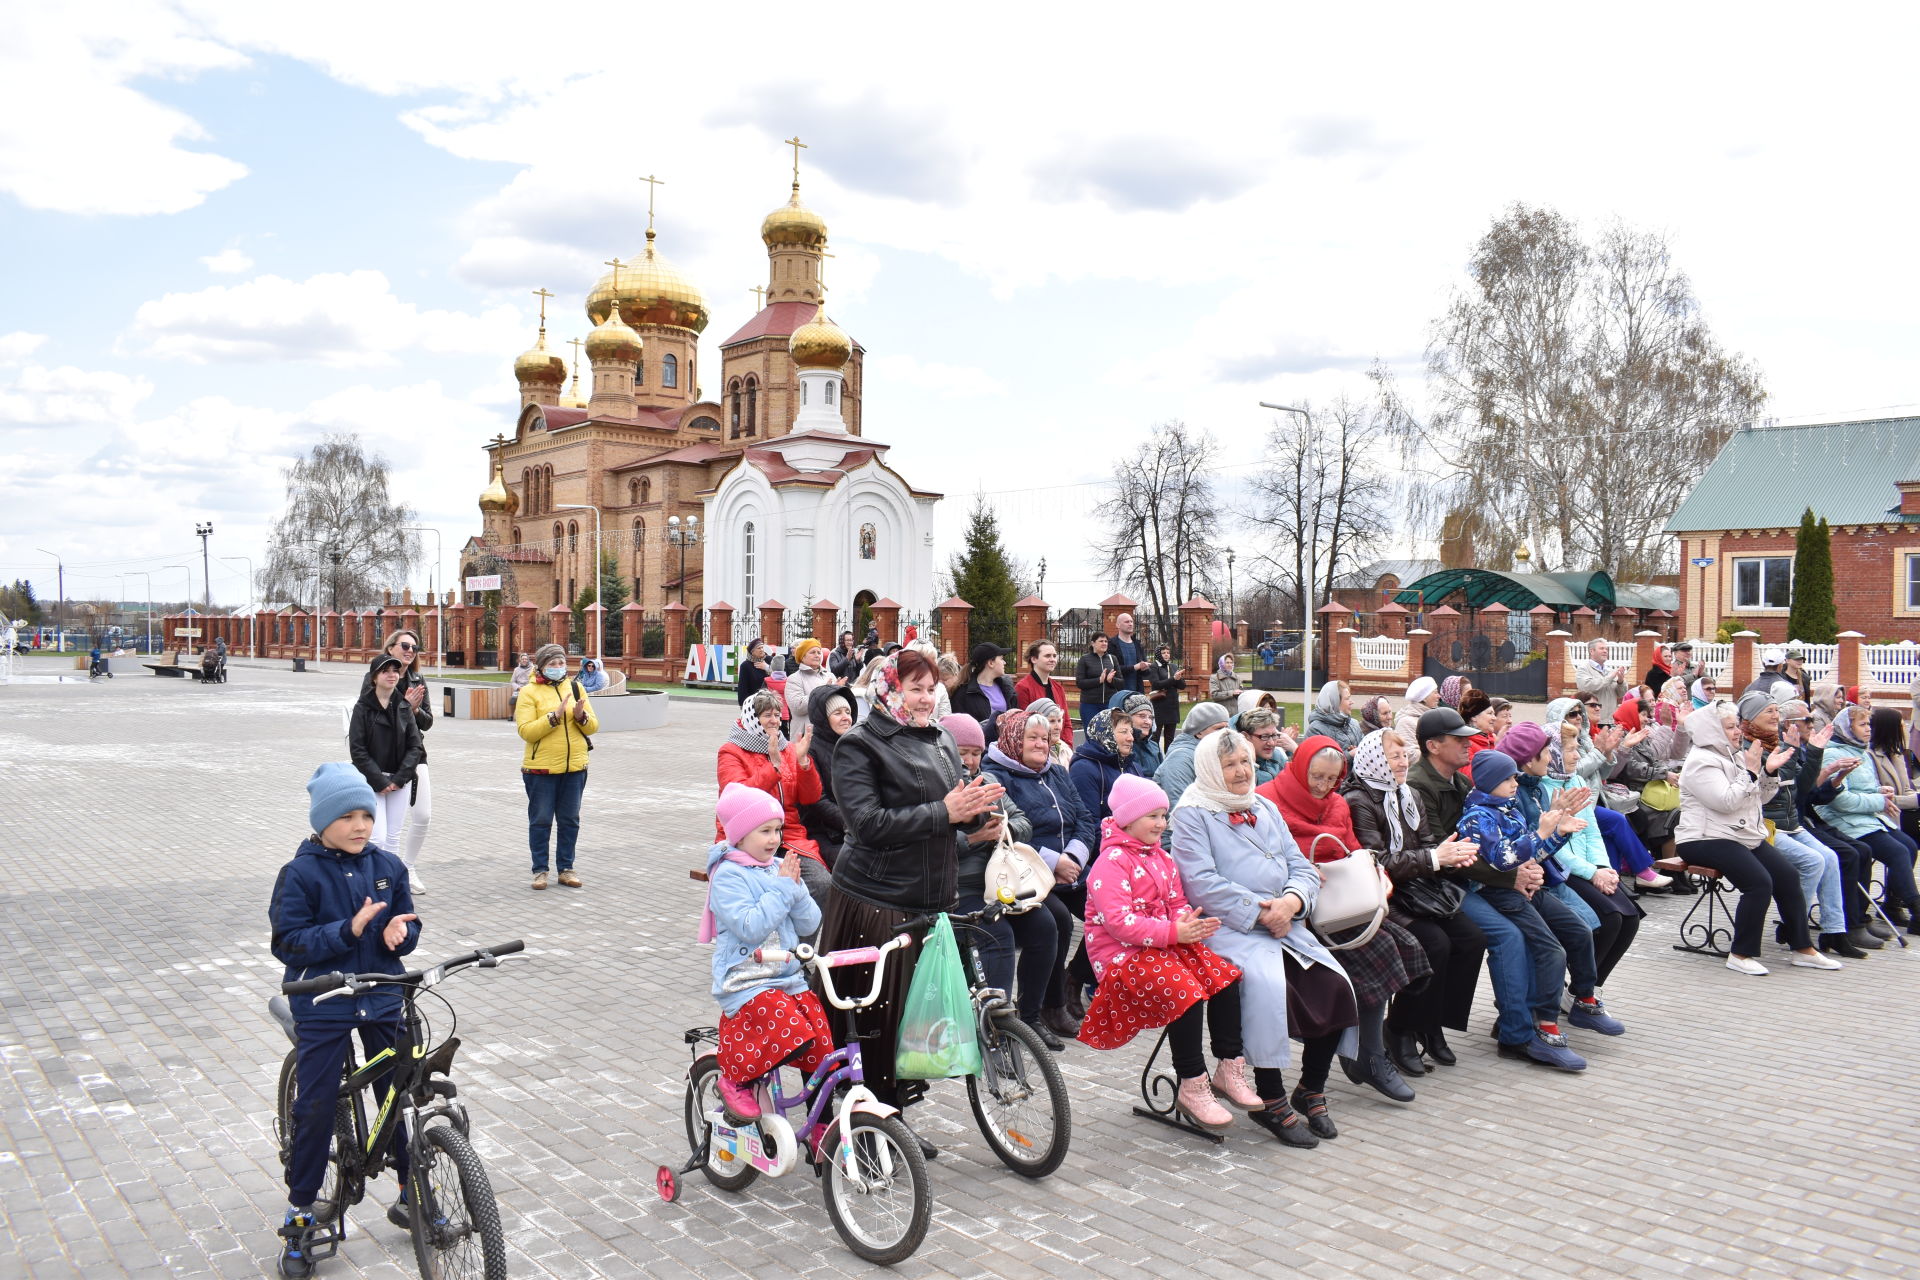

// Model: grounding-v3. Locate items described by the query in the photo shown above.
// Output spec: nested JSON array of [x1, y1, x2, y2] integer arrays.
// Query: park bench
[[1130, 1024, 1225, 1144], [1657, 856, 1735, 956], [144, 652, 211, 681]]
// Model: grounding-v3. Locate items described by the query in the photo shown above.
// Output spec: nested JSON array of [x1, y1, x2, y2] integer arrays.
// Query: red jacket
[[715, 742, 824, 864], [1013, 674, 1075, 745]]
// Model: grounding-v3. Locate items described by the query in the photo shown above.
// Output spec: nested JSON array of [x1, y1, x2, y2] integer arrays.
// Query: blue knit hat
[[308, 762, 377, 834], [1471, 749, 1520, 794]]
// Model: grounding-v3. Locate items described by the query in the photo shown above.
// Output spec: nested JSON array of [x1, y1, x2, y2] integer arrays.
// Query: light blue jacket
[[1153, 733, 1202, 809], [1813, 740, 1895, 839], [705, 841, 822, 1017]]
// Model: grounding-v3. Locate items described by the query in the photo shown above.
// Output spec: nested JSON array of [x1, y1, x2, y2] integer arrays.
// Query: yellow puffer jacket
[[515, 677, 599, 773]]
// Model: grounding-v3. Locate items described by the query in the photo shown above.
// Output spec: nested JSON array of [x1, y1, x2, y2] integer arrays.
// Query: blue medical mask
[[543, 664, 567, 681]]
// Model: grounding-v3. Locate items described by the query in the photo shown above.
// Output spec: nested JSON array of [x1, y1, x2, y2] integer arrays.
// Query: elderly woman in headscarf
[[1358, 694, 1394, 737], [1438, 675, 1469, 711], [1815, 702, 1920, 935], [1110, 689, 1165, 777], [1690, 676, 1716, 709], [1543, 696, 1667, 889], [1210, 652, 1243, 702], [1305, 680, 1361, 754], [1613, 681, 1689, 873], [1071, 709, 1143, 824], [1808, 680, 1846, 734], [1170, 729, 1359, 1147], [1024, 697, 1076, 769], [1259, 737, 1432, 1105], [716, 689, 830, 910], [1343, 728, 1486, 1074], [1396, 676, 1441, 743]]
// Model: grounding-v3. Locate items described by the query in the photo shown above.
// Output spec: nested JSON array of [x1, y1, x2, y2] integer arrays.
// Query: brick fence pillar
[[1179, 596, 1215, 699], [1731, 630, 1759, 692], [1014, 596, 1049, 658], [936, 596, 973, 658], [758, 600, 786, 649], [1333, 627, 1357, 683], [811, 599, 840, 648], [549, 602, 571, 650], [664, 602, 689, 670], [1546, 630, 1573, 699], [1405, 628, 1430, 687], [514, 602, 539, 663], [1634, 631, 1660, 688], [583, 602, 606, 660], [871, 597, 901, 646], [708, 602, 734, 648], [1837, 630, 1865, 692], [419, 609, 440, 667], [1100, 593, 1139, 641], [620, 602, 644, 661]]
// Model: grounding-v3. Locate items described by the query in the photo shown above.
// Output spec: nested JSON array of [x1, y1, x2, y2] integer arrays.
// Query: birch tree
[[260, 433, 419, 610]]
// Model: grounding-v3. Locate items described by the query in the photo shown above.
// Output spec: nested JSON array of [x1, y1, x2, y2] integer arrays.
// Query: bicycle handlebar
[[282, 939, 526, 997]]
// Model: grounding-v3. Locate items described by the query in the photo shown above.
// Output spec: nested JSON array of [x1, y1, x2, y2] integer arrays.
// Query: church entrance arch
[[853, 590, 877, 642]]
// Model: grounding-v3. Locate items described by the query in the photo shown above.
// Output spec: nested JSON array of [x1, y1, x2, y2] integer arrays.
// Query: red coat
[[715, 742, 825, 864], [1013, 674, 1075, 745]]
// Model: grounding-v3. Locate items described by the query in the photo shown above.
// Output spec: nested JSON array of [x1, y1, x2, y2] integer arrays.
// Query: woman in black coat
[[357, 629, 434, 892], [948, 642, 1020, 739], [735, 637, 771, 705], [1073, 634, 1121, 733], [1145, 643, 1185, 753], [799, 685, 859, 867], [348, 652, 425, 859]]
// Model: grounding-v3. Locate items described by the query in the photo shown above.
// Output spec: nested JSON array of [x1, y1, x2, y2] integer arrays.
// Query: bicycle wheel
[[683, 1054, 758, 1192], [275, 1050, 361, 1223], [966, 1010, 1071, 1178], [819, 1110, 930, 1265], [407, 1124, 506, 1280]]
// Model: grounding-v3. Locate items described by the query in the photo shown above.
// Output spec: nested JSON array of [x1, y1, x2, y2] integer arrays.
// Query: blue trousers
[[288, 1019, 407, 1207], [523, 769, 587, 872], [1593, 805, 1655, 876], [1771, 827, 1848, 935], [1458, 890, 1564, 1046], [1480, 885, 1600, 998]]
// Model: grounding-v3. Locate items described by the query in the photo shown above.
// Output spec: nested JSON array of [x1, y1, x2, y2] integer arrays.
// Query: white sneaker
[[409, 870, 426, 894], [1725, 955, 1769, 976], [1790, 951, 1843, 970]]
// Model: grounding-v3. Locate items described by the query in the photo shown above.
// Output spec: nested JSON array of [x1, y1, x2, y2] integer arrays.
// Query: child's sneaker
[[1173, 1075, 1233, 1131], [1210, 1056, 1261, 1110], [277, 1207, 317, 1278], [717, 1076, 761, 1123]]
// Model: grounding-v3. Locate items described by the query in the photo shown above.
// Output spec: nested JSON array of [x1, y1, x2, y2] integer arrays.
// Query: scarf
[[996, 708, 1037, 761], [696, 842, 779, 943], [867, 655, 927, 727], [1405, 675, 1438, 705], [1439, 676, 1467, 709], [1174, 727, 1258, 813], [1261, 734, 1359, 858], [727, 705, 785, 757], [1350, 729, 1417, 855], [1216, 654, 1235, 677], [1614, 697, 1645, 733], [1690, 678, 1712, 708], [1544, 696, 1588, 781], [1832, 705, 1867, 747], [1359, 696, 1391, 734], [1086, 709, 1126, 759], [1740, 716, 1779, 753]]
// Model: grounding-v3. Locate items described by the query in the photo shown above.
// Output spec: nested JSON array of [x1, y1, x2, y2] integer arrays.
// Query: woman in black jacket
[[1145, 643, 1185, 752], [1073, 634, 1120, 732], [1342, 727, 1485, 1075], [735, 638, 771, 705], [799, 685, 859, 867], [349, 652, 426, 866], [948, 642, 1020, 739], [819, 650, 1005, 1119], [357, 629, 434, 892]]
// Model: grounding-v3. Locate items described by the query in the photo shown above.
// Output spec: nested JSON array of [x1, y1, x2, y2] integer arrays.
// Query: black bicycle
[[272, 941, 525, 1280]]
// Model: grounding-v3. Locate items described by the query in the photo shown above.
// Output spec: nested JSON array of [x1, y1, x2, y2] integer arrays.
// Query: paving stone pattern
[[2, 658, 1917, 1278]]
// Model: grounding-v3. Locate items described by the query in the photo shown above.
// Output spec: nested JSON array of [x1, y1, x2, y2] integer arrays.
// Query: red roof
[[720, 301, 864, 349], [611, 439, 735, 471], [1014, 595, 1048, 608], [1100, 592, 1139, 608], [538, 406, 589, 430], [935, 596, 973, 611]]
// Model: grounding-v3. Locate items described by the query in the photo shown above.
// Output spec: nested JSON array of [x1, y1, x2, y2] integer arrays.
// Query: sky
[[4, 1, 1919, 615]]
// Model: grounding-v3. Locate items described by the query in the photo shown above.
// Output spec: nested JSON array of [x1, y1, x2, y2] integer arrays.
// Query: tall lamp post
[[667, 514, 701, 608], [195, 522, 214, 616], [404, 525, 445, 674], [553, 504, 603, 662], [164, 564, 193, 656], [220, 557, 254, 656], [1259, 401, 1316, 704], [1226, 549, 1236, 651], [35, 547, 63, 651], [128, 572, 153, 653]]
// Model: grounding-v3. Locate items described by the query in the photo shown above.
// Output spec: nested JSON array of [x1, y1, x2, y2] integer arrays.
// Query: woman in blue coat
[[1071, 710, 1145, 824], [1170, 728, 1358, 1147]]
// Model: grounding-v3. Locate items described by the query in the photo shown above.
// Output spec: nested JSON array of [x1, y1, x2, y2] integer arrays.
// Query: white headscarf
[[1175, 727, 1258, 813], [1405, 676, 1438, 705]]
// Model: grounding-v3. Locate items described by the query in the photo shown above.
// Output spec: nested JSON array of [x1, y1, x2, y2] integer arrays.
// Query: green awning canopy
[[1392, 569, 1617, 611]]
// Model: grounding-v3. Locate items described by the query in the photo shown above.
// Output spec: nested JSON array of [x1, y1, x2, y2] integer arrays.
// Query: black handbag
[[1395, 872, 1465, 919]]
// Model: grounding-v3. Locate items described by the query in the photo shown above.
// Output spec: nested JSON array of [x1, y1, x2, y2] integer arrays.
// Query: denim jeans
[[1458, 889, 1565, 1045], [1593, 804, 1654, 875], [1483, 884, 1600, 999], [1858, 827, 1920, 909], [952, 892, 1059, 1020], [1771, 827, 1847, 935], [523, 769, 587, 872]]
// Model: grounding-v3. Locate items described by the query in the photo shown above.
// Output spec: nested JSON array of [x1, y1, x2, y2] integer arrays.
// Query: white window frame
[[1732, 556, 1792, 611]]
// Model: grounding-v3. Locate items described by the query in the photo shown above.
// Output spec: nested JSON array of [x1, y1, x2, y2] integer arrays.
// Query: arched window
[[745, 376, 758, 437], [552, 522, 563, 553], [825, 379, 836, 406], [742, 520, 757, 617], [522, 468, 532, 510], [801, 382, 808, 405], [568, 521, 578, 552], [511, 526, 522, 546], [640, 477, 651, 502], [635, 354, 644, 387], [689, 415, 719, 433], [662, 353, 677, 388], [729, 379, 742, 437]]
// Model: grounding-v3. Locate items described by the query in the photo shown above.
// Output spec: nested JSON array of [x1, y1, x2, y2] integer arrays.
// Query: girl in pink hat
[[1077, 773, 1250, 1132]]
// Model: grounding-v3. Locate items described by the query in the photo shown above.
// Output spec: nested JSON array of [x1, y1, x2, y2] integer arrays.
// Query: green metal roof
[[1665, 416, 1920, 533], [1612, 582, 1680, 611], [1393, 569, 1597, 610]]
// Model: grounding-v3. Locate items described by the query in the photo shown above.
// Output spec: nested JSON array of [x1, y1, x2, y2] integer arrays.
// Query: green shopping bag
[[894, 915, 982, 1080]]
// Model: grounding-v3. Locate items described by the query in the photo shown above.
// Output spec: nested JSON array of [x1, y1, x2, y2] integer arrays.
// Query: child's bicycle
[[271, 941, 525, 1280]]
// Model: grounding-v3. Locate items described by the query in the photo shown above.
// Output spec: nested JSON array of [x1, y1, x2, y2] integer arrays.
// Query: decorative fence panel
[[1793, 644, 1837, 684], [1600, 641, 1636, 670], [1867, 643, 1920, 691], [1689, 642, 1731, 682], [1352, 636, 1409, 672]]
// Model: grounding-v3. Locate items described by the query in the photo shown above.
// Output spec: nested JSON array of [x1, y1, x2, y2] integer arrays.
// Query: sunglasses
[[395, 642, 417, 651]]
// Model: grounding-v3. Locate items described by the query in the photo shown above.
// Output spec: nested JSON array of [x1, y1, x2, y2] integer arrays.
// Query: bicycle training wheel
[[819, 1110, 930, 1265], [683, 1054, 758, 1192], [275, 1050, 360, 1223], [966, 1010, 1072, 1178], [407, 1124, 507, 1280]]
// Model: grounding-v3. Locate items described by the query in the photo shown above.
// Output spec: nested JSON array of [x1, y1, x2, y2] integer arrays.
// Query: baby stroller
[[199, 648, 228, 684]]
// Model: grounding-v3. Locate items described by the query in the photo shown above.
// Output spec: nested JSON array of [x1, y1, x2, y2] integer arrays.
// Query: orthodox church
[[460, 156, 940, 646]]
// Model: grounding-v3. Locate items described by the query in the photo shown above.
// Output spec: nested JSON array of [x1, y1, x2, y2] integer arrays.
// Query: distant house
[[1329, 558, 1443, 616], [1665, 415, 1920, 642]]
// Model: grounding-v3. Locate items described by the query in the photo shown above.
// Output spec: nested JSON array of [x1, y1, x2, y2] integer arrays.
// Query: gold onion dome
[[513, 332, 566, 385], [478, 453, 517, 514], [761, 183, 828, 249], [789, 307, 852, 370], [584, 297, 644, 363], [586, 230, 709, 334]]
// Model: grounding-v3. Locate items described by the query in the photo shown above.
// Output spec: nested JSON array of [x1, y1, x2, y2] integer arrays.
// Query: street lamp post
[[35, 547, 63, 651], [667, 514, 701, 607], [127, 572, 153, 653], [1259, 401, 1317, 705], [196, 522, 214, 616], [220, 557, 255, 656], [553, 504, 603, 661], [404, 526, 445, 674], [164, 564, 193, 655]]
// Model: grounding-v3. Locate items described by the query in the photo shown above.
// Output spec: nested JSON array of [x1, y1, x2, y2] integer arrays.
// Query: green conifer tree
[[948, 496, 1020, 648], [1787, 508, 1837, 644]]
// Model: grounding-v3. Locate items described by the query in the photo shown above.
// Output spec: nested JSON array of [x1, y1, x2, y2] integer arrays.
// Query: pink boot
[[1210, 1056, 1262, 1110], [717, 1076, 761, 1123], [1174, 1075, 1233, 1131]]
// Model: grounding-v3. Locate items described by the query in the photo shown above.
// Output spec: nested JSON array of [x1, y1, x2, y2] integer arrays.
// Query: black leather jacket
[[348, 687, 425, 791], [830, 708, 970, 911], [949, 675, 1019, 739], [358, 668, 434, 743]]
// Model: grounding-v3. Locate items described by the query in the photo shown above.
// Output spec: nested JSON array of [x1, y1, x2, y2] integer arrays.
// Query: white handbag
[[983, 817, 1052, 912], [1306, 833, 1389, 950]]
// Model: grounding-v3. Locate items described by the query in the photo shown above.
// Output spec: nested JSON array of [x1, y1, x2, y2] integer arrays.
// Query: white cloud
[[0, 5, 250, 215], [0, 360, 154, 427], [865, 354, 1003, 398], [0, 332, 48, 364], [200, 247, 254, 273], [127, 271, 527, 366]]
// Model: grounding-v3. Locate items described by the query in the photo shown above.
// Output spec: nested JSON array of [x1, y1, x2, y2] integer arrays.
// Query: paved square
[[2, 658, 1917, 1278]]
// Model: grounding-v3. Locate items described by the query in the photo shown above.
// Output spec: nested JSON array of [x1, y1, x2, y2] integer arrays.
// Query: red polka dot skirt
[[718, 989, 836, 1084], [1077, 943, 1241, 1051]]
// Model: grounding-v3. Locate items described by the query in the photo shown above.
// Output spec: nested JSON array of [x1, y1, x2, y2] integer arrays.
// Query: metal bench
[[1658, 857, 1736, 956], [1130, 1025, 1223, 1145]]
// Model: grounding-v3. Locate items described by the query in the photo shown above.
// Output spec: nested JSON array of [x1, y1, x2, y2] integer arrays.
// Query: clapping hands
[[1174, 906, 1220, 943]]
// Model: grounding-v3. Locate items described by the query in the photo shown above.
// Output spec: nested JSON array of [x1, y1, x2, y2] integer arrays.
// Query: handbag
[[983, 816, 1052, 912], [1639, 779, 1680, 812], [1305, 833, 1389, 950], [1395, 872, 1466, 919]]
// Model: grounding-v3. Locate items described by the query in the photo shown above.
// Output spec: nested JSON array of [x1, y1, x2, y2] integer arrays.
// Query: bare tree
[[1400, 204, 1765, 581], [260, 433, 419, 610], [1242, 395, 1397, 627], [1093, 422, 1224, 645]]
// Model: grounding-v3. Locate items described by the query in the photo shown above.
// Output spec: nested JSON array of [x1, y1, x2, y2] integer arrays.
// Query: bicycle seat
[[268, 995, 297, 1045]]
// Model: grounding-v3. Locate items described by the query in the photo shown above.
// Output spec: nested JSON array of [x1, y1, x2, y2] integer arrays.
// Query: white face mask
[[543, 665, 567, 681]]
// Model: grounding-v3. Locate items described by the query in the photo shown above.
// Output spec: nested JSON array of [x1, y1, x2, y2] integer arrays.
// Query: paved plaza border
[[2, 657, 1917, 1278]]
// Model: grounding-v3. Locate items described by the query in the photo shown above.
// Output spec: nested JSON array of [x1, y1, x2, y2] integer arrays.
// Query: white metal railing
[[1689, 642, 1732, 682], [1602, 641, 1636, 669], [1352, 636, 1408, 672], [1868, 642, 1920, 691], [1791, 643, 1836, 683]]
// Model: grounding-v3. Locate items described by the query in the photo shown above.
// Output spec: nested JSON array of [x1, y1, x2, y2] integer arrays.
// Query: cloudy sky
[[4, 2, 1917, 614]]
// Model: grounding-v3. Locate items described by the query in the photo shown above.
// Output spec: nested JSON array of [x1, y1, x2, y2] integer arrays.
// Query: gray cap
[[1736, 689, 1775, 722], [1183, 701, 1230, 734]]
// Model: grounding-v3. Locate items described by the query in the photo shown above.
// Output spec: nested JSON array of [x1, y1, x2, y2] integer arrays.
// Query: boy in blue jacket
[[269, 763, 421, 1277]]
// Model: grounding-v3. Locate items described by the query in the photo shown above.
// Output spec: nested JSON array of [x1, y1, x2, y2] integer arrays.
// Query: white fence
[[1689, 642, 1732, 682], [1795, 644, 1837, 684], [1867, 643, 1920, 691], [1352, 636, 1408, 672], [1600, 641, 1636, 669]]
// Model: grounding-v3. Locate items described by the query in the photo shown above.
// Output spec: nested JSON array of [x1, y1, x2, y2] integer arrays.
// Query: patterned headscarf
[[866, 655, 926, 727], [727, 691, 787, 756], [1087, 709, 1127, 758], [1439, 675, 1468, 709], [1350, 729, 1417, 855], [1544, 696, 1589, 781], [1216, 653, 1236, 676], [996, 707, 1039, 761], [1359, 695, 1392, 733]]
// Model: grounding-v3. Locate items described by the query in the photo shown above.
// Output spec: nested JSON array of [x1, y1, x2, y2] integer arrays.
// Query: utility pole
[[196, 522, 214, 615], [35, 547, 63, 651]]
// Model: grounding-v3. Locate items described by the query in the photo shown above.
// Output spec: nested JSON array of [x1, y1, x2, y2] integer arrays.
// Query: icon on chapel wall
[[859, 523, 877, 560]]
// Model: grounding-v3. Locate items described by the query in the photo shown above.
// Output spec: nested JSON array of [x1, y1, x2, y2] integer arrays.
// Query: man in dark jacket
[[1111, 612, 1149, 694], [1074, 634, 1120, 731], [829, 631, 861, 678], [270, 763, 421, 1277]]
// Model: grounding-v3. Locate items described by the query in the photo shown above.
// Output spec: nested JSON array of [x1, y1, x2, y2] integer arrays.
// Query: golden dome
[[789, 307, 852, 370], [585, 230, 708, 334], [762, 183, 828, 249], [584, 299, 643, 364], [478, 452, 517, 514], [513, 331, 566, 385]]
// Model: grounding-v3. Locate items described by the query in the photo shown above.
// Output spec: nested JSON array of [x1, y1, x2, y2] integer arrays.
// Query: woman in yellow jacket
[[515, 642, 599, 890]]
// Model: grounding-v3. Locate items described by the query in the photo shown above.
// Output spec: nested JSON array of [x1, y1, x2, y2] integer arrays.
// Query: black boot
[[1022, 1015, 1064, 1052], [1884, 902, 1912, 928], [1357, 1054, 1416, 1103], [1421, 1026, 1457, 1067], [1820, 932, 1869, 960], [1247, 1097, 1318, 1148], [1849, 925, 1886, 950], [1039, 1005, 1080, 1041], [1289, 1088, 1338, 1140], [1388, 1030, 1428, 1077]]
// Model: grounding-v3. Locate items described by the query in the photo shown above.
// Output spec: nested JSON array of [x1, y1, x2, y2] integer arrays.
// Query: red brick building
[[1666, 415, 1920, 642]]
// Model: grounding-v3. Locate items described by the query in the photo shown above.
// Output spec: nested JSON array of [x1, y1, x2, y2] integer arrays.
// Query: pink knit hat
[[717, 782, 784, 846], [1109, 774, 1171, 830], [942, 714, 986, 750]]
